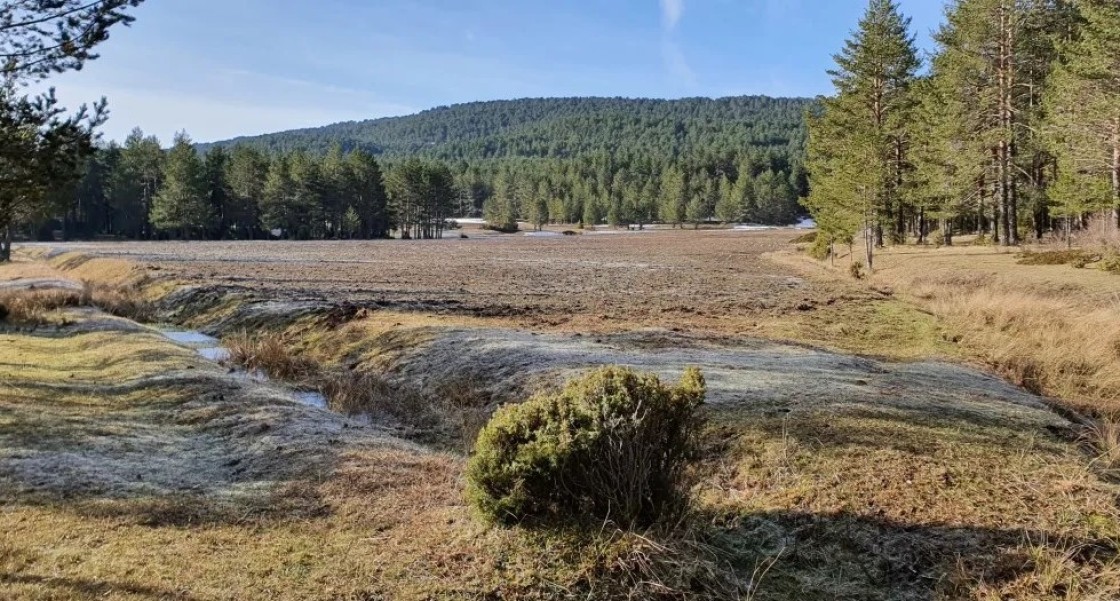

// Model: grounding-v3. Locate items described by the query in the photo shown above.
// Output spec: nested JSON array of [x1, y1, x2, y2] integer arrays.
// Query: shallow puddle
[[157, 327, 327, 410]]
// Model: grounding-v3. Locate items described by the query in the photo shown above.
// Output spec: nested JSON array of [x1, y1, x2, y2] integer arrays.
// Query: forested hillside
[[46, 96, 813, 241], [200, 96, 809, 161]]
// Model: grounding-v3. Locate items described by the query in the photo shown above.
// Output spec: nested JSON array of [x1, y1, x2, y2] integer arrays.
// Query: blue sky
[[46, 0, 947, 144]]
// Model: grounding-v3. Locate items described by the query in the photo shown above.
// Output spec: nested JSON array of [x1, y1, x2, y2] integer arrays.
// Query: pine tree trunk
[[0, 223, 11, 263], [1112, 117, 1120, 229], [864, 214, 875, 272], [918, 208, 926, 244]]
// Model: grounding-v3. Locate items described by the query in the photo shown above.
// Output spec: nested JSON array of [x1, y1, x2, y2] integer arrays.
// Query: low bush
[[1016, 249, 1094, 266], [562, 230, 581, 236], [466, 366, 706, 528], [849, 260, 865, 280], [224, 330, 318, 382], [791, 231, 818, 245], [481, 222, 520, 234], [808, 235, 831, 260], [930, 228, 946, 247]]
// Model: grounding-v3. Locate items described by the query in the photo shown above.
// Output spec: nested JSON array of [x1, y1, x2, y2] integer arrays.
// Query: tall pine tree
[[804, 0, 920, 269]]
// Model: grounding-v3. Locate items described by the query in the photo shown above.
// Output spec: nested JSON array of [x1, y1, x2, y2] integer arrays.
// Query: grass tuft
[[0, 288, 85, 325], [224, 330, 318, 381]]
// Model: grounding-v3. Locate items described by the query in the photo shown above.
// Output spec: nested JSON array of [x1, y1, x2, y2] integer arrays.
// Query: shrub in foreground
[[466, 366, 706, 528]]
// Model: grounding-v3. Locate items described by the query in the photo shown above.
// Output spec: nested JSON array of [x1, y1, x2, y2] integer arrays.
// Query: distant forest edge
[[53, 96, 814, 241]]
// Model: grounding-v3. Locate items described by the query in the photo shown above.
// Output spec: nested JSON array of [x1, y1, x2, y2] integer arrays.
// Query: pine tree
[[1045, 0, 1120, 229], [933, 0, 1062, 246], [485, 171, 520, 232], [203, 147, 230, 238], [226, 145, 268, 239], [261, 155, 294, 238], [659, 167, 688, 227], [345, 150, 389, 238], [150, 132, 212, 238], [804, 0, 920, 269]]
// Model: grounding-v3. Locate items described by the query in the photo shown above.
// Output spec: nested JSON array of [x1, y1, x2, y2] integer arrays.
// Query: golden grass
[[871, 248, 1120, 416], [224, 329, 318, 381], [0, 287, 86, 325]]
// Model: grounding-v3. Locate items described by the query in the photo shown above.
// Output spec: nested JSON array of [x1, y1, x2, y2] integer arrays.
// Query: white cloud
[[660, 0, 684, 31], [661, 39, 696, 87], [659, 0, 693, 88]]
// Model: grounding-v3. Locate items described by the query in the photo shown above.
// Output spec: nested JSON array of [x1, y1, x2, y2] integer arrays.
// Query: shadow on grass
[[0, 571, 202, 601], [710, 509, 1119, 601]]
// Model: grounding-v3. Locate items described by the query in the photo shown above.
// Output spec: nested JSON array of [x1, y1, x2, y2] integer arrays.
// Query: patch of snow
[[523, 231, 563, 238], [198, 347, 230, 362], [162, 330, 220, 346], [733, 224, 779, 231], [795, 217, 817, 229], [294, 391, 328, 410]]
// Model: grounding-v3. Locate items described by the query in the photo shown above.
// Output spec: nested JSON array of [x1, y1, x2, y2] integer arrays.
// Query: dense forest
[[45, 96, 812, 241], [806, 0, 1120, 269]]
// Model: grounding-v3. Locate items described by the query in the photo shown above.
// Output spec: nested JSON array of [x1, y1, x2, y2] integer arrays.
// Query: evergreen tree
[[485, 170, 520, 232], [225, 145, 268, 239], [203, 146, 231, 238], [1045, 0, 1120, 228], [113, 128, 163, 239], [804, 0, 920, 269], [345, 150, 389, 238], [754, 169, 798, 224], [261, 155, 295, 238], [659, 167, 688, 227], [150, 132, 211, 238]]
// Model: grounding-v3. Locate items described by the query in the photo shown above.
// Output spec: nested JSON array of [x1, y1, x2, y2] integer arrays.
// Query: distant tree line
[[39, 96, 811, 241], [806, 0, 1120, 269]]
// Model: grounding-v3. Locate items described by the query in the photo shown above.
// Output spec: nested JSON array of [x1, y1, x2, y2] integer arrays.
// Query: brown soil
[[41, 229, 844, 331]]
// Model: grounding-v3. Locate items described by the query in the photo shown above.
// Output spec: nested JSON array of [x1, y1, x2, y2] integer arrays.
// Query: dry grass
[[320, 370, 433, 425], [1084, 417, 1120, 478], [81, 280, 156, 321], [0, 287, 86, 325], [224, 329, 319, 381], [1017, 249, 1097, 266], [902, 270, 1120, 416], [0, 317, 755, 600], [14, 240, 1120, 599]]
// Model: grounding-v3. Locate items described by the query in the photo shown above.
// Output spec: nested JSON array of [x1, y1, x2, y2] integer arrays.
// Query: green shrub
[[466, 366, 706, 528], [791, 231, 818, 245]]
